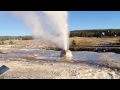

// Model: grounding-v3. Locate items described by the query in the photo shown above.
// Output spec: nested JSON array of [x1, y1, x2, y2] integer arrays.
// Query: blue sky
[[0, 11, 120, 36]]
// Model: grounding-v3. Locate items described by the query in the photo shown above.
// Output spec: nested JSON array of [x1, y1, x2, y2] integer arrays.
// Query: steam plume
[[9, 11, 70, 50]]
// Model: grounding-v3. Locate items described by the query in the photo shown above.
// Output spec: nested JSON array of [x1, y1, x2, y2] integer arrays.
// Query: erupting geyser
[[60, 23, 72, 58], [6, 11, 72, 58]]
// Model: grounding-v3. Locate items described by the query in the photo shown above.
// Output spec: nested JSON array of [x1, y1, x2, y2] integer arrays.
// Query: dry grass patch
[[70, 37, 120, 47]]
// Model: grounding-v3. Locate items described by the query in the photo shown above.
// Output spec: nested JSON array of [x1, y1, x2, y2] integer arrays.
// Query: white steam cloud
[[9, 11, 69, 50]]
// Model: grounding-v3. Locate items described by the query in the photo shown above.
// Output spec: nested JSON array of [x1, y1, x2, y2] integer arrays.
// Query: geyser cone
[[60, 50, 72, 58]]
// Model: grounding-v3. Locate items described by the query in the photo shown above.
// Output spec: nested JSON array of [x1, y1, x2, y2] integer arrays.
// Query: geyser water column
[[64, 24, 68, 50], [60, 24, 72, 58]]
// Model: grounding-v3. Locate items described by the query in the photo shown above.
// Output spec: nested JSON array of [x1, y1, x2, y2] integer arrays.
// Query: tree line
[[0, 29, 120, 41], [70, 29, 120, 37], [0, 36, 33, 41]]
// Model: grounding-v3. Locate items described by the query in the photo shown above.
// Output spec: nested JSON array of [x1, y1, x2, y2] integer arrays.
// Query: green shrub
[[0, 40, 4, 45], [9, 40, 13, 45], [72, 40, 76, 47]]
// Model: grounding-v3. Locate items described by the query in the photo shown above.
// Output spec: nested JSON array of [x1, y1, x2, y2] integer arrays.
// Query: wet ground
[[0, 49, 120, 71], [0, 49, 120, 61]]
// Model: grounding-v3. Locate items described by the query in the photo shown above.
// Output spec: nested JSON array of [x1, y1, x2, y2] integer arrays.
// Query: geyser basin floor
[[0, 49, 120, 79], [0, 57, 120, 79]]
